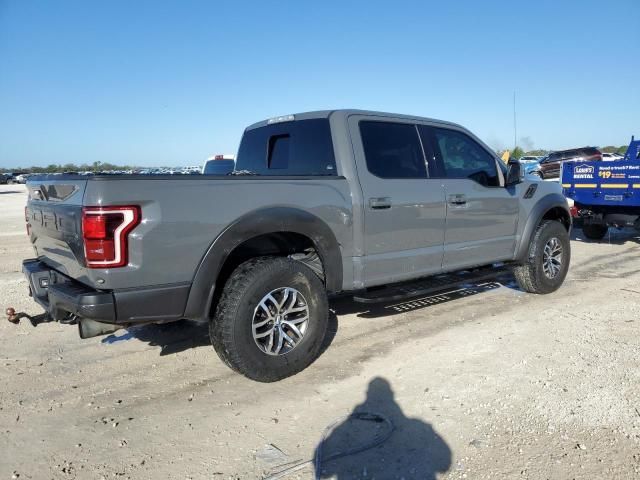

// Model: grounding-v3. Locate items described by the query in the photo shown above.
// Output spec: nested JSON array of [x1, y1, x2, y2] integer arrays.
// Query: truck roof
[[245, 109, 464, 131]]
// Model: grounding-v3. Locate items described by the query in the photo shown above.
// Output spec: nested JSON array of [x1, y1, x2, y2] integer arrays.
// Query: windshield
[[203, 160, 235, 175]]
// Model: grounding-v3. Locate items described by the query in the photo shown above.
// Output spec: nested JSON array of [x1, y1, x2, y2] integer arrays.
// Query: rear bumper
[[574, 203, 640, 227], [579, 212, 640, 228], [23, 259, 116, 322], [22, 259, 190, 325]]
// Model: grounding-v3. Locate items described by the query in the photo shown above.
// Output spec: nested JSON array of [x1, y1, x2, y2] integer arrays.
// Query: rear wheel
[[582, 224, 608, 240], [210, 257, 328, 382], [514, 220, 570, 294]]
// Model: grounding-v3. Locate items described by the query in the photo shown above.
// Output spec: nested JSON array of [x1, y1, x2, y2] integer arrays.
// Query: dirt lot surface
[[1, 183, 640, 480]]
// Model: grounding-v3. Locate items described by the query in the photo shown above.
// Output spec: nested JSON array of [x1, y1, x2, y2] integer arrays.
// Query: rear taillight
[[569, 205, 579, 217], [82, 206, 140, 268]]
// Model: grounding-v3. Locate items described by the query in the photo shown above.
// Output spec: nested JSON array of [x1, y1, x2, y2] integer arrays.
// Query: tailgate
[[26, 176, 89, 281], [561, 160, 640, 207]]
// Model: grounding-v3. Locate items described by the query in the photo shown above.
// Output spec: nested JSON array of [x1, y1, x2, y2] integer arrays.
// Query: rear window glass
[[236, 119, 336, 176], [267, 135, 291, 169]]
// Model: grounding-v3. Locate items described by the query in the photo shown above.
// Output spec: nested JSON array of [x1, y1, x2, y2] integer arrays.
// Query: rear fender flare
[[183, 207, 342, 320]]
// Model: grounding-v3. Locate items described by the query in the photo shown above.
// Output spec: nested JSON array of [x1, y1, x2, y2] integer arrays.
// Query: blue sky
[[1, 0, 638, 168]]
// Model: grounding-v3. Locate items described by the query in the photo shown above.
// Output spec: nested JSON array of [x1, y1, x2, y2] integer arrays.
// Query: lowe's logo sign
[[574, 164, 594, 175]]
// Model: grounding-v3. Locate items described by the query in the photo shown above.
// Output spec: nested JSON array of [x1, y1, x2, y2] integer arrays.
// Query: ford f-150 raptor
[[22, 110, 572, 382]]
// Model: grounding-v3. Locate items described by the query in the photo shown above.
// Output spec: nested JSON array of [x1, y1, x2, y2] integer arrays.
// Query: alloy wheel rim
[[542, 237, 563, 279], [252, 287, 310, 356]]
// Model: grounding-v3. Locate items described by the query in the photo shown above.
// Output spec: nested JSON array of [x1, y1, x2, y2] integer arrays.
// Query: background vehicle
[[15, 173, 31, 184], [519, 156, 543, 176], [602, 152, 623, 161], [202, 154, 235, 175], [562, 137, 640, 239], [533, 147, 602, 179], [23, 110, 571, 382], [180, 165, 202, 175], [1, 172, 16, 184]]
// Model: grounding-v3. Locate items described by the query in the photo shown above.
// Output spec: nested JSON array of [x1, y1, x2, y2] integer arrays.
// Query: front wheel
[[582, 224, 608, 240], [210, 257, 328, 382], [514, 220, 571, 294]]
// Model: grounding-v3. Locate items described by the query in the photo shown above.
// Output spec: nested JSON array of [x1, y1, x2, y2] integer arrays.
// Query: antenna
[[513, 91, 517, 150]]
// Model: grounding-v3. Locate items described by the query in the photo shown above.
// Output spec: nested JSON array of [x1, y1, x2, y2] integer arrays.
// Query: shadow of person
[[314, 377, 451, 480]]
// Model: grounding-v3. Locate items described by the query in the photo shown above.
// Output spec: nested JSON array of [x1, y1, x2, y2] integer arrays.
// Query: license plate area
[[604, 195, 623, 202]]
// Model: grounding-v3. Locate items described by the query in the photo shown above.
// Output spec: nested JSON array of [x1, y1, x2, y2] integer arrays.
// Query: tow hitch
[[6, 306, 51, 326], [6, 307, 18, 324]]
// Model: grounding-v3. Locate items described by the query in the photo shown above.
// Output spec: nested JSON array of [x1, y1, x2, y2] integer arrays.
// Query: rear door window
[[359, 121, 427, 179], [424, 126, 500, 187], [236, 119, 336, 176], [562, 151, 576, 160], [581, 147, 599, 158]]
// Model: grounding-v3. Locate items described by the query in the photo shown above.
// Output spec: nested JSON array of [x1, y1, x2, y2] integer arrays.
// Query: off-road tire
[[513, 220, 570, 294], [582, 224, 608, 240], [210, 257, 328, 382]]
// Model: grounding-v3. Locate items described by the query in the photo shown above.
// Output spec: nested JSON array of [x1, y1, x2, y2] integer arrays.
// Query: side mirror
[[506, 159, 522, 186]]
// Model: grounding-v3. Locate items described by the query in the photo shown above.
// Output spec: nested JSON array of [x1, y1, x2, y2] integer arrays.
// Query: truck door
[[348, 115, 446, 287], [418, 125, 519, 271]]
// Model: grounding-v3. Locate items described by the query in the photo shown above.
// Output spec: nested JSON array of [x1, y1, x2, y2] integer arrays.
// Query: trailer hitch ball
[[6, 307, 19, 324]]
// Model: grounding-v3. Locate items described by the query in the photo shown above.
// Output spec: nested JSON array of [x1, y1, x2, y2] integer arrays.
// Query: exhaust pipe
[[78, 318, 122, 339]]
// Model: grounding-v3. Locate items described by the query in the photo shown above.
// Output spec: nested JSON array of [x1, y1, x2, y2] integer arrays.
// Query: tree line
[[0, 161, 134, 174]]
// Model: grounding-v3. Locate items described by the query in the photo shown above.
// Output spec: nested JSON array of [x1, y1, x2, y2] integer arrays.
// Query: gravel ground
[[1, 183, 640, 480]]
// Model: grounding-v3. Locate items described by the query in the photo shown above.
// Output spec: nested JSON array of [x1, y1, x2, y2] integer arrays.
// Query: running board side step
[[353, 266, 511, 304]]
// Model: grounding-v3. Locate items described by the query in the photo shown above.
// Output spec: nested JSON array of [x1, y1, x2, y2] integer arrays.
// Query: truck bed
[[26, 174, 353, 292]]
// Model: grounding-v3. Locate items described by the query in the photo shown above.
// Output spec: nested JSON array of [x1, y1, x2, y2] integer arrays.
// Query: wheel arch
[[515, 193, 571, 261], [183, 207, 343, 321]]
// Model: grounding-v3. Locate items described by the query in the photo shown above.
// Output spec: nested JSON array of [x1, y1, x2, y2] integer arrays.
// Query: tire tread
[[513, 220, 569, 294], [210, 256, 327, 382]]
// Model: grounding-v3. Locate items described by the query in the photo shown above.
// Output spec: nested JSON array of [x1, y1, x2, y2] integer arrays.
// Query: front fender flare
[[515, 193, 571, 261]]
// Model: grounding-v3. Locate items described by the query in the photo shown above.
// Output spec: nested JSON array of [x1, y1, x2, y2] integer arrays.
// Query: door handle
[[369, 197, 392, 209], [448, 194, 467, 206]]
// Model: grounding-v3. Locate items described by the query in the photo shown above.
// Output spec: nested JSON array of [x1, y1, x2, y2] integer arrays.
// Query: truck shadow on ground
[[102, 320, 212, 355], [101, 310, 340, 358], [104, 275, 513, 357], [277, 377, 451, 479]]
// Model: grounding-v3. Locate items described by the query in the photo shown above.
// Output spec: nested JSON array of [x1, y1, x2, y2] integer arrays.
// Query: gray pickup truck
[[22, 110, 571, 382]]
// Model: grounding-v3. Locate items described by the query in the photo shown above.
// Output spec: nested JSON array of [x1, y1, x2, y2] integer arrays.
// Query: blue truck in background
[[562, 137, 640, 239]]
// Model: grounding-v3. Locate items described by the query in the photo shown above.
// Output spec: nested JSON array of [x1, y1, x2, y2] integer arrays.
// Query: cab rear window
[[236, 119, 336, 176]]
